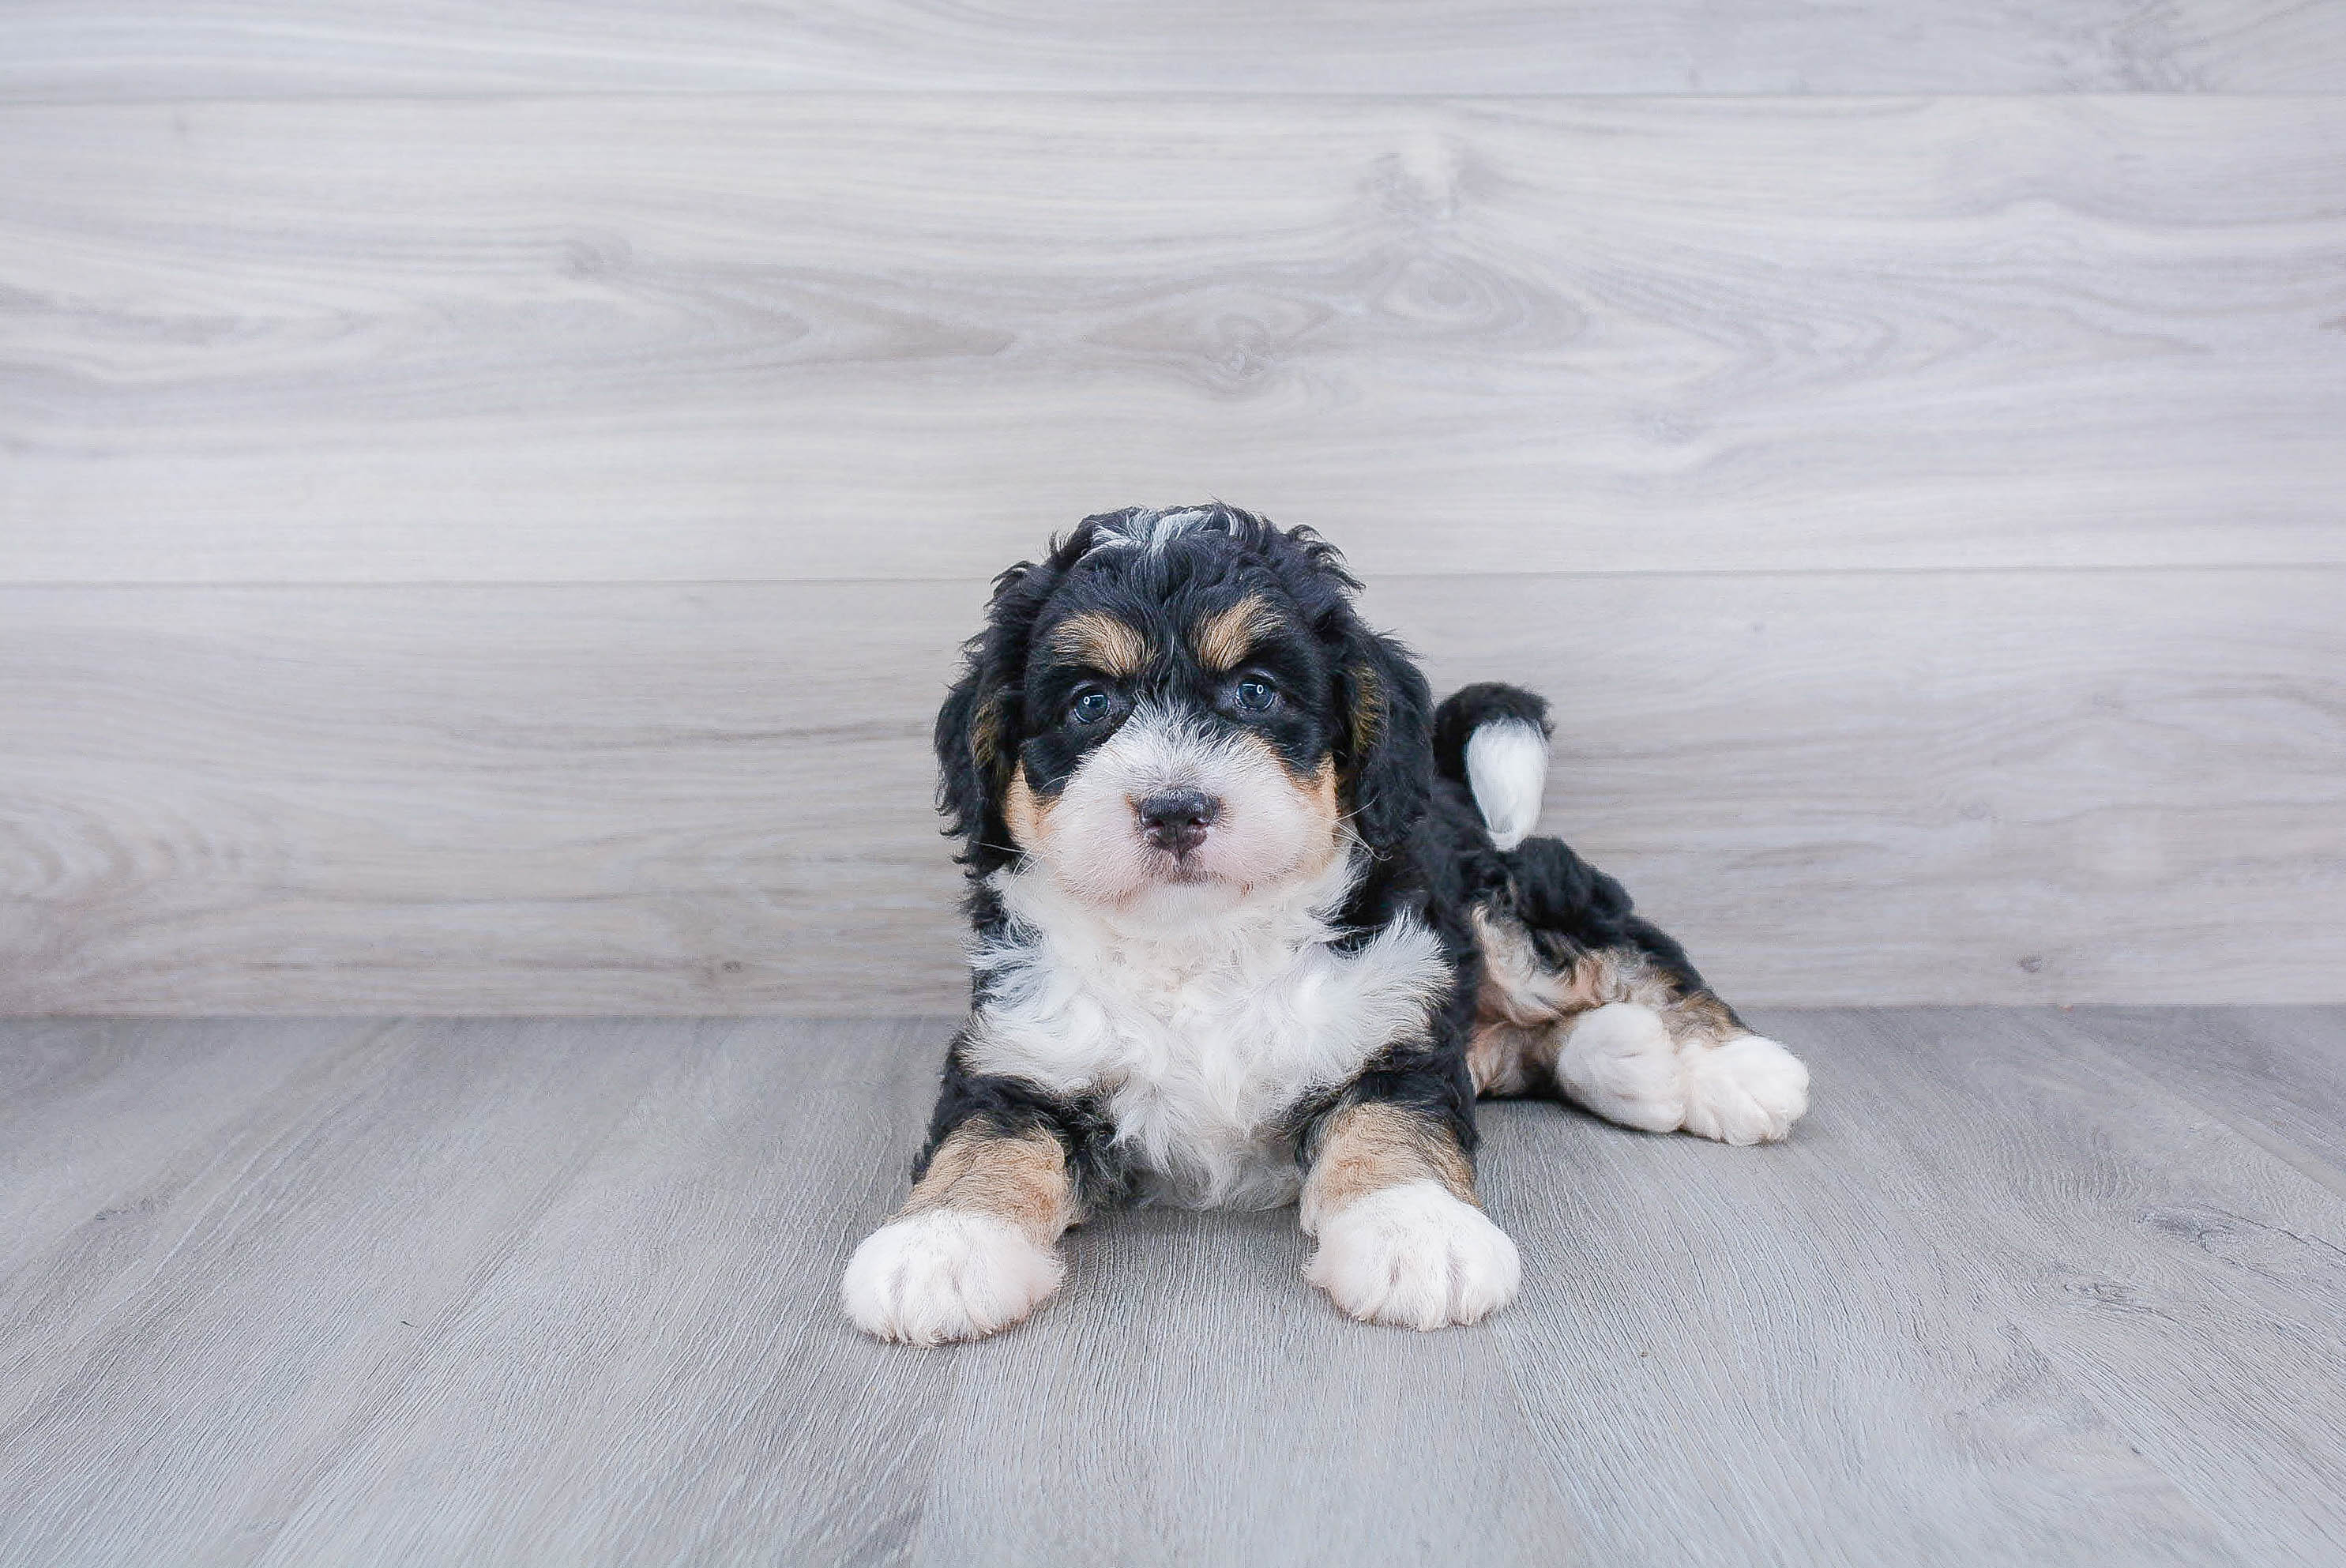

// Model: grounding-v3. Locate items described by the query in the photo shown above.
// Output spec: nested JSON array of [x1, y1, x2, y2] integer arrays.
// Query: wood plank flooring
[[3, 1010, 2340, 1565]]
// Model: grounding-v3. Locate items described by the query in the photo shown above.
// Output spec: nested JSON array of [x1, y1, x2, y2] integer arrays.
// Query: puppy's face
[[1009, 573, 1342, 909], [938, 506, 1433, 915]]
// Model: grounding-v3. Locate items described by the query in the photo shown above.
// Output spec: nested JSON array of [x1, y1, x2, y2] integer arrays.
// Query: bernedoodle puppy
[[842, 504, 1810, 1343]]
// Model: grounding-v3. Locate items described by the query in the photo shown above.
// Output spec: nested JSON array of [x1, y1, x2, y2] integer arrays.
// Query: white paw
[[1554, 1002, 1685, 1132], [840, 1209, 1063, 1345], [1305, 1179, 1521, 1330], [1681, 1034, 1810, 1145]]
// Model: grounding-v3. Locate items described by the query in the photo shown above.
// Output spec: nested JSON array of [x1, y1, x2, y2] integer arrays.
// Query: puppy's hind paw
[[1680, 1035, 1810, 1145], [1554, 1002, 1686, 1133], [840, 1209, 1063, 1345], [1306, 1179, 1521, 1330]]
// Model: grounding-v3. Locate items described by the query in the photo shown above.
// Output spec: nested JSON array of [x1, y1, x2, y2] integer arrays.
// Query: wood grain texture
[[1761, 1008, 2346, 1562], [5, 1010, 2344, 1563], [0, 1017, 378, 1280], [0, 1019, 676, 1559], [0, 581, 971, 1014], [1477, 1014, 2259, 1565], [5, 96, 2344, 584], [0, 1017, 954, 1566], [2060, 1006, 2346, 1195], [246, 1017, 954, 1566], [3, 2, 2342, 99], [912, 1202, 1572, 1566], [6, 568, 2339, 1012]]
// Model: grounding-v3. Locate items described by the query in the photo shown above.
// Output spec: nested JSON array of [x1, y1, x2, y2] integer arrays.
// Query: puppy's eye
[[1069, 690, 1115, 726], [1233, 679, 1278, 713]]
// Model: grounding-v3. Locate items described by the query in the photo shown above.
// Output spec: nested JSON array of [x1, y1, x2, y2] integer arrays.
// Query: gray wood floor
[[3, 1009, 2341, 1565]]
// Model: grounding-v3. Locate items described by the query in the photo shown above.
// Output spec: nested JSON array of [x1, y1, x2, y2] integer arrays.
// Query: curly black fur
[[915, 502, 1736, 1209]]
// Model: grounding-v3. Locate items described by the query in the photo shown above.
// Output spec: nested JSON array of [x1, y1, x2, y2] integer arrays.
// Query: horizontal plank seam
[[8, 561, 2346, 593], [4, 89, 2346, 112]]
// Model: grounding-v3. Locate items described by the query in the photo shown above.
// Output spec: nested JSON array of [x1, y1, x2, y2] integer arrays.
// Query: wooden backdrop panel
[[4, 2, 2342, 99], [5, 96, 2343, 585], [4, 569, 2337, 1013]]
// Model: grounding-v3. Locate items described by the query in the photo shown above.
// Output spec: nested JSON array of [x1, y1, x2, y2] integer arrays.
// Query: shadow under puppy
[[844, 505, 1810, 1343]]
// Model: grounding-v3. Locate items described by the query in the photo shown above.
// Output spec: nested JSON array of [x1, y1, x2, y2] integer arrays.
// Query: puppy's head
[[936, 505, 1431, 912]]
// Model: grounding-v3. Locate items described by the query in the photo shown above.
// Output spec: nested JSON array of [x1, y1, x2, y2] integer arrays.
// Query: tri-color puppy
[[842, 504, 1810, 1343]]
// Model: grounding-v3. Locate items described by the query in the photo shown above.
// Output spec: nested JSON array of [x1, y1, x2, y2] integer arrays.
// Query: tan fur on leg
[[841, 1122, 1079, 1344], [1466, 903, 1808, 1141], [899, 1122, 1081, 1244], [1300, 1102, 1519, 1330], [1299, 1100, 1476, 1235]]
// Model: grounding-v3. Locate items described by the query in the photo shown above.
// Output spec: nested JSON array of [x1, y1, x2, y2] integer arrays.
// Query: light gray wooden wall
[[4, 6, 2342, 1012]]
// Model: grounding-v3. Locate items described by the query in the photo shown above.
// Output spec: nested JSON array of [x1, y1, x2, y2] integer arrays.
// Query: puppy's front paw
[[1305, 1179, 1521, 1330], [1680, 1034, 1810, 1145], [840, 1209, 1063, 1345]]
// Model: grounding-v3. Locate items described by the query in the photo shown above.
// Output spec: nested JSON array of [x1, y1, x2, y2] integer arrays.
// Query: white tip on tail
[[1464, 720, 1547, 850]]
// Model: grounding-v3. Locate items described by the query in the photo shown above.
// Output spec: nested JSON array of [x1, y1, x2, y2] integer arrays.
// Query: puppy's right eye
[[1069, 690, 1115, 726]]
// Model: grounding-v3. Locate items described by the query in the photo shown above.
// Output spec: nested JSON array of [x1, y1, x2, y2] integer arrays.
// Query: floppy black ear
[[937, 622, 1036, 873], [934, 649, 1001, 848], [935, 560, 1054, 869], [1333, 622, 1434, 852]]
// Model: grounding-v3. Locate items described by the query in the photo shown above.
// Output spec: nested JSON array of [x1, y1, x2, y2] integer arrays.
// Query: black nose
[[1136, 789, 1220, 855]]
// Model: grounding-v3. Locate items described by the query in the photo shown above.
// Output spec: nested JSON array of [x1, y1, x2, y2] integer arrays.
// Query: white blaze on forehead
[[1083, 507, 1217, 557], [1022, 704, 1330, 910]]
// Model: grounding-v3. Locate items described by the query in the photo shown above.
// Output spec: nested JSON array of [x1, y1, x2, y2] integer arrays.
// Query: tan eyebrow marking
[[1194, 595, 1283, 672], [1046, 612, 1149, 677]]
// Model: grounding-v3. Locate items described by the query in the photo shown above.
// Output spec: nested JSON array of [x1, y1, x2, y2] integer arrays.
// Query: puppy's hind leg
[[1472, 831, 1811, 1145], [1676, 1024, 1810, 1146], [1550, 998, 1810, 1145], [1551, 1001, 1687, 1134]]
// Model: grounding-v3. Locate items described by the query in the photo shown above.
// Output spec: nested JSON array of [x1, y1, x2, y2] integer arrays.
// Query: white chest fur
[[961, 854, 1452, 1209]]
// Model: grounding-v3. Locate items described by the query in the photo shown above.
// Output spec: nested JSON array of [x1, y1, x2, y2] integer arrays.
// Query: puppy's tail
[[1431, 683, 1551, 851]]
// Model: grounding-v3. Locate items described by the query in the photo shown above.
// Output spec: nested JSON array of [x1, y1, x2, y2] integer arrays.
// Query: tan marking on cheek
[[1303, 1101, 1476, 1232], [1004, 769, 1052, 851], [1227, 734, 1344, 878], [1302, 757, 1342, 870], [1194, 594, 1282, 672], [1047, 613, 1149, 678], [900, 1122, 1080, 1245]]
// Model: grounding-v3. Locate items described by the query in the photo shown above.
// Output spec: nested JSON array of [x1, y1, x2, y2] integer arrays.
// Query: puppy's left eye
[[1233, 679, 1278, 713]]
